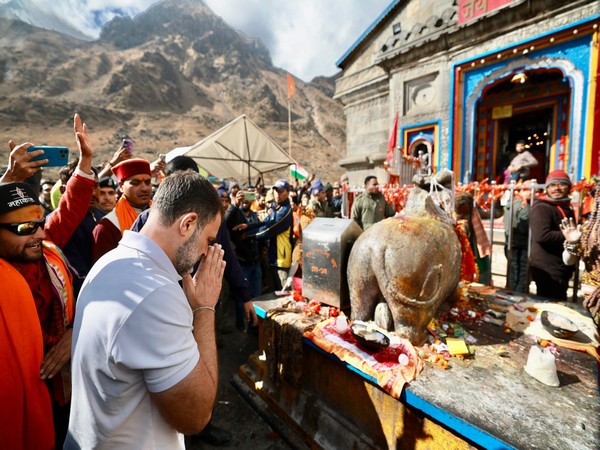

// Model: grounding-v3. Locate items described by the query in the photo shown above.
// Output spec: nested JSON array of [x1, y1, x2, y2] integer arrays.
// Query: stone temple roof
[[335, 0, 402, 69], [375, 6, 457, 63]]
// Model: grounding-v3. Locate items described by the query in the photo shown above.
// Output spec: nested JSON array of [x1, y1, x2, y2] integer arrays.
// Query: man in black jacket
[[234, 179, 294, 290]]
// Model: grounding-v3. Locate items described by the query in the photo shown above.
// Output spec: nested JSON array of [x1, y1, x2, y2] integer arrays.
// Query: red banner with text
[[458, 0, 515, 25]]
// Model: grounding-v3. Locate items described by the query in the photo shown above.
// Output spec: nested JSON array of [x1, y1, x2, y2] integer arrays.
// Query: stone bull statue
[[348, 185, 461, 345]]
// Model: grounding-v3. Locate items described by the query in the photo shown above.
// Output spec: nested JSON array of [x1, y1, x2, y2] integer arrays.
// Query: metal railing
[[341, 180, 585, 300]]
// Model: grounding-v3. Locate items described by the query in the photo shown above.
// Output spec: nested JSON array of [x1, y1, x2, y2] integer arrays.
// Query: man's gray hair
[[152, 171, 221, 228]]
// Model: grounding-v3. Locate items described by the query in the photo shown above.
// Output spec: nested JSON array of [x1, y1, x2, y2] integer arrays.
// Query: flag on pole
[[290, 163, 308, 180], [387, 112, 398, 151], [385, 112, 399, 166], [287, 74, 296, 100]]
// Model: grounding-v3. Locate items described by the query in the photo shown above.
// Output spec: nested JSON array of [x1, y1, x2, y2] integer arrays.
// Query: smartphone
[[27, 146, 69, 167], [122, 139, 134, 155], [244, 192, 256, 201], [159, 153, 166, 162]]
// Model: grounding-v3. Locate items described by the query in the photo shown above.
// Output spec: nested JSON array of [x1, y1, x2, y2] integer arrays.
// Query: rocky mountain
[[0, 0, 346, 182]]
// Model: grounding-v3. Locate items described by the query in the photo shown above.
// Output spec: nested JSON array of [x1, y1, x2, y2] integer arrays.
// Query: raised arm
[[244, 203, 293, 240], [559, 217, 582, 266], [45, 114, 95, 247], [97, 144, 132, 179]]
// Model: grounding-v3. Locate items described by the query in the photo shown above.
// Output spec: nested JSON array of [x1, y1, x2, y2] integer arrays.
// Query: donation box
[[302, 218, 362, 310]]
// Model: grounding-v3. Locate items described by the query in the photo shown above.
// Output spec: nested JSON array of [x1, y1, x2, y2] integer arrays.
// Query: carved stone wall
[[334, 0, 597, 181]]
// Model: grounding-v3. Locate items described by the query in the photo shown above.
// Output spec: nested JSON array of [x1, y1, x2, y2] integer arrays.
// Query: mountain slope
[[0, 0, 345, 182]]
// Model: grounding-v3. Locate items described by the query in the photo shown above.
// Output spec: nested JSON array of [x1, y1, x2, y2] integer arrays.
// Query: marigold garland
[[454, 222, 478, 283], [378, 178, 596, 214]]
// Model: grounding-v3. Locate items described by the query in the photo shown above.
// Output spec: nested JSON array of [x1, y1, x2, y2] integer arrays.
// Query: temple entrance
[[495, 107, 552, 183], [473, 69, 571, 183]]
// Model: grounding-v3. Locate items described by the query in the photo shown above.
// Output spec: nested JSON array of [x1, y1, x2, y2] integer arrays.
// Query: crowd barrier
[[341, 178, 596, 301]]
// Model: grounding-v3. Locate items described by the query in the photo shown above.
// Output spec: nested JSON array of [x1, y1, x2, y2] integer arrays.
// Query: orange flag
[[387, 112, 398, 151], [287, 74, 296, 100], [386, 112, 399, 163]]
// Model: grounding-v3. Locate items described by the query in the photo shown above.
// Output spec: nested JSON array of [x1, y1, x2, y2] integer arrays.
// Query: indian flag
[[290, 163, 308, 180]]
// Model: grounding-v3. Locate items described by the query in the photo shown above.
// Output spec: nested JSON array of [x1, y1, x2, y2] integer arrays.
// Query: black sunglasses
[[0, 217, 46, 236]]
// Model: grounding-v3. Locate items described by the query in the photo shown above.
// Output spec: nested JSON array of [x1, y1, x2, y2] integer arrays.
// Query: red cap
[[112, 158, 151, 182], [545, 170, 571, 187]]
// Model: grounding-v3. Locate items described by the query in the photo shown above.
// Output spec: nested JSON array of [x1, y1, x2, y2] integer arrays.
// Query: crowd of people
[[1, 113, 598, 449], [0, 113, 395, 449]]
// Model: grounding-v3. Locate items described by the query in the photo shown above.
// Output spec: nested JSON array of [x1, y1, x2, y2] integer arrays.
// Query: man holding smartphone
[[0, 114, 96, 448], [233, 179, 294, 290], [225, 188, 262, 298]]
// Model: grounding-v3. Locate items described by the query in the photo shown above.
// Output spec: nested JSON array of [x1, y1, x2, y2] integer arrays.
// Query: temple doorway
[[495, 107, 552, 183], [473, 68, 571, 183]]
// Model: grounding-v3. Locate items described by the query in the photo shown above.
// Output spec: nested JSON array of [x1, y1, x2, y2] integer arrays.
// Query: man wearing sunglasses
[[0, 113, 95, 449]]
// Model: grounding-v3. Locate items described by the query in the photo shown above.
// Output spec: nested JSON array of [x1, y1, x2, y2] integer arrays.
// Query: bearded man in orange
[[91, 158, 152, 263], [0, 113, 96, 449]]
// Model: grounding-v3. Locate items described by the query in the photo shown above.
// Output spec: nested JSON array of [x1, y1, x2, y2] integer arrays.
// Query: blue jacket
[[245, 198, 293, 269]]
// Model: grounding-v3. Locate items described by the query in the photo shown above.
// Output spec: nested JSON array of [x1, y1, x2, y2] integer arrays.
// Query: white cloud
[[6, 0, 392, 81], [205, 0, 391, 80]]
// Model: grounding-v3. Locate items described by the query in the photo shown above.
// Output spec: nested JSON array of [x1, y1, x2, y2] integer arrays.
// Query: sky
[[6, 0, 393, 81]]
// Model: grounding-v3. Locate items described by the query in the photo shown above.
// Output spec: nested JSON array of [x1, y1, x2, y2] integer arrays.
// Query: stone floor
[[184, 309, 292, 450]]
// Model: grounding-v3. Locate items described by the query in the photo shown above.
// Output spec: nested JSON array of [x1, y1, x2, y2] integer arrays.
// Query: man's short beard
[[174, 225, 202, 275], [0, 240, 44, 263]]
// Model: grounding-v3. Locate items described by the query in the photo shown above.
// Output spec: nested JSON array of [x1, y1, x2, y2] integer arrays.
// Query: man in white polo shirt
[[66, 171, 225, 449]]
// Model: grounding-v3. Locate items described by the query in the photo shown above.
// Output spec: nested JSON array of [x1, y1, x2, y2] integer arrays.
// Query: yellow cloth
[[50, 180, 62, 210]]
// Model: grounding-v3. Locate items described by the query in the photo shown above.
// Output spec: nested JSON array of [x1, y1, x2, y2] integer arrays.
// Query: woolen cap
[[112, 158, 151, 182], [545, 170, 571, 187], [311, 180, 324, 195], [0, 182, 40, 215]]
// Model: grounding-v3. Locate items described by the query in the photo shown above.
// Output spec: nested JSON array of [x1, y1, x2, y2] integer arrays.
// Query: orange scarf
[[0, 259, 54, 449], [114, 196, 150, 234], [455, 222, 479, 282], [43, 242, 75, 406]]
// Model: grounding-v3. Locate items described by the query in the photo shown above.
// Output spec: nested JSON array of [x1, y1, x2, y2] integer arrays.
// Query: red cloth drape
[[0, 259, 54, 449]]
